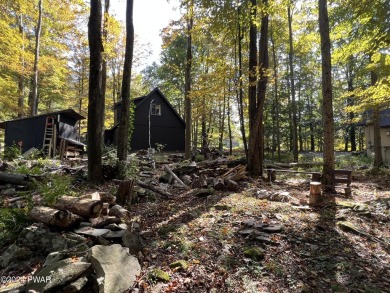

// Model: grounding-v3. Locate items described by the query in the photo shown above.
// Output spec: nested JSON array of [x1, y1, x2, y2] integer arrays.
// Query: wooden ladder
[[43, 116, 56, 158]]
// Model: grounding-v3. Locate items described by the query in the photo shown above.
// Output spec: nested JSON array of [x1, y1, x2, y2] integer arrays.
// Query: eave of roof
[[0, 109, 85, 129]]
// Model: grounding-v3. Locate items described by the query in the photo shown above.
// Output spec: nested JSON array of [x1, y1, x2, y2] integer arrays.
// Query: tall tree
[[184, 0, 194, 159], [287, 3, 298, 162], [29, 0, 43, 116], [247, 0, 269, 176], [117, 0, 134, 173], [318, 0, 335, 189], [87, 0, 104, 183]]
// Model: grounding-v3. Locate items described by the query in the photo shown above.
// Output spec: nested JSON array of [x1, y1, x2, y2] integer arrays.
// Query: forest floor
[[1, 154, 389, 293], [125, 170, 390, 293]]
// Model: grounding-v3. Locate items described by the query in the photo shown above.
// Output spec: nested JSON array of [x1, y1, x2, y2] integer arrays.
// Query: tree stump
[[116, 179, 135, 206], [309, 182, 322, 206]]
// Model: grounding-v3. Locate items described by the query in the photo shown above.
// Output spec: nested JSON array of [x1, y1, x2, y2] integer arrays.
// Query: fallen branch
[[0, 172, 30, 186], [136, 180, 173, 199], [164, 166, 188, 188]]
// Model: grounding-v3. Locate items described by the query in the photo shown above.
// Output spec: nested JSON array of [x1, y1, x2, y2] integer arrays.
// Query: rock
[[262, 224, 282, 233], [79, 222, 93, 228], [193, 188, 214, 197], [104, 223, 127, 231], [26, 258, 91, 292], [74, 227, 111, 237], [0, 281, 25, 293], [103, 230, 126, 239], [243, 246, 264, 261], [214, 204, 230, 211], [44, 243, 90, 267], [238, 229, 254, 236], [181, 175, 192, 185], [242, 218, 256, 227], [122, 231, 144, 254], [0, 244, 32, 268], [88, 244, 141, 293], [58, 276, 88, 293], [169, 260, 188, 271], [148, 269, 170, 282], [255, 189, 269, 199], [89, 216, 121, 228], [17, 224, 87, 256]]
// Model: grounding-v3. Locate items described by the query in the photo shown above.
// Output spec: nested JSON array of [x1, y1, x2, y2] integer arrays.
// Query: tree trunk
[[248, 0, 269, 177], [247, 0, 259, 175], [371, 69, 383, 168], [319, 0, 335, 190], [18, 14, 25, 118], [270, 21, 281, 161], [184, 0, 194, 159], [53, 196, 103, 218], [117, 0, 134, 176], [236, 5, 248, 158], [227, 90, 233, 155], [88, 0, 104, 183], [29, 206, 82, 228], [288, 4, 298, 162], [116, 179, 135, 205], [346, 61, 356, 151], [29, 0, 43, 116], [101, 0, 110, 122]]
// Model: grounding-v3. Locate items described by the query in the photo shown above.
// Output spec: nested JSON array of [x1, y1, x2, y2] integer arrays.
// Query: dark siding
[[3, 113, 80, 153], [111, 89, 185, 151], [131, 91, 185, 151], [4, 116, 46, 153]]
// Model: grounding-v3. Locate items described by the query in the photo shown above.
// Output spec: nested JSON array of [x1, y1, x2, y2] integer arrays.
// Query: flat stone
[[238, 229, 254, 236], [88, 244, 141, 293], [26, 258, 91, 292], [74, 227, 110, 237], [1, 188, 16, 195], [59, 276, 88, 293], [44, 243, 90, 267], [262, 225, 282, 233], [103, 230, 126, 239], [242, 219, 256, 227], [104, 223, 126, 231], [0, 244, 32, 268], [90, 216, 121, 228], [122, 231, 144, 254]]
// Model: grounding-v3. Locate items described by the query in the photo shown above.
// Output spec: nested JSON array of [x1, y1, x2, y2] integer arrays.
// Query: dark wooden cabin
[[105, 88, 185, 151], [0, 109, 85, 157]]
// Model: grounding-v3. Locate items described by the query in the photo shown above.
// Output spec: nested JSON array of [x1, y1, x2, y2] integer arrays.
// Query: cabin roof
[[114, 87, 185, 126], [358, 109, 390, 127], [0, 109, 85, 129]]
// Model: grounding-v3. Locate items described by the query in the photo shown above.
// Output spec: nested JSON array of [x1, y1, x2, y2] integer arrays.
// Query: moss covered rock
[[169, 260, 189, 271], [243, 246, 264, 261], [149, 269, 170, 282]]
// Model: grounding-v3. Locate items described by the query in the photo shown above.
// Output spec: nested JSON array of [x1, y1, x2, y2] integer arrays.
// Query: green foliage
[[34, 174, 75, 205], [3, 144, 21, 160], [0, 208, 29, 248]]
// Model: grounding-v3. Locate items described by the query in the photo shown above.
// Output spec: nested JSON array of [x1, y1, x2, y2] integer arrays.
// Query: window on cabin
[[151, 104, 161, 116]]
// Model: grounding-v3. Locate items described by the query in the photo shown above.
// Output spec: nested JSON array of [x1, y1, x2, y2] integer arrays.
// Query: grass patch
[[0, 208, 30, 248]]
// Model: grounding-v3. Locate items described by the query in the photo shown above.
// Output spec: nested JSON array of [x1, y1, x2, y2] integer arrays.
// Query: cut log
[[53, 196, 103, 218], [0, 172, 29, 186], [116, 179, 135, 205], [225, 179, 239, 192], [309, 182, 322, 206], [136, 180, 173, 199], [108, 204, 131, 222], [213, 178, 225, 191], [192, 174, 208, 188], [29, 206, 82, 228]]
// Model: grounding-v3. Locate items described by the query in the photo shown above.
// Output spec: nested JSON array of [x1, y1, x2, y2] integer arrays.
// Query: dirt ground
[[124, 172, 390, 293]]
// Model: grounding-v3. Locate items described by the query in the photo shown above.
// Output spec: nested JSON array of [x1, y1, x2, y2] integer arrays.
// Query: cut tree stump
[[116, 179, 136, 206], [213, 178, 225, 191], [29, 206, 82, 228], [309, 182, 322, 206], [53, 196, 103, 218]]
